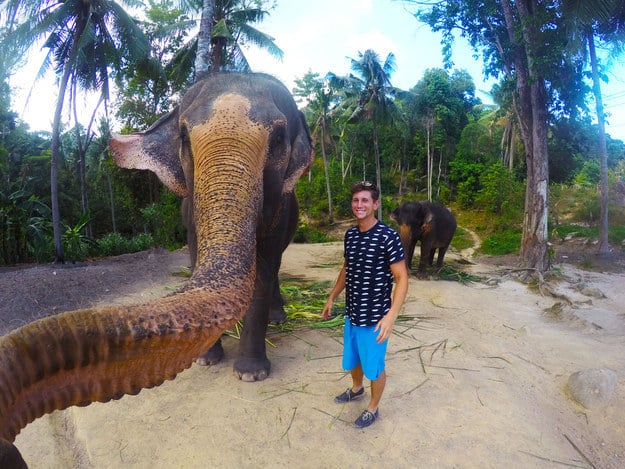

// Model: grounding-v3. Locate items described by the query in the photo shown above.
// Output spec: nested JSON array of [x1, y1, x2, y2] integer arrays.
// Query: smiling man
[[322, 181, 408, 428]]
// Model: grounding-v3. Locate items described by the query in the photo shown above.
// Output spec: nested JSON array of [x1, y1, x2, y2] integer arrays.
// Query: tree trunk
[[320, 119, 333, 223], [194, 0, 215, 80], [107, 171, 117, 233], [502, 0, 550, 272], [372, 119, 383, 219], [587, 30, 610, 255], [425, 119, 433, 202], [50, 66, 73, 263]]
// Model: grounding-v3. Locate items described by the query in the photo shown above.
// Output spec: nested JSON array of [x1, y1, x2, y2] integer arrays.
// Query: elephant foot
[[415, 270, 429, 280], [234, 356, 271, 382], [269, 307, 287, 324], [196, 340, 225, 366]]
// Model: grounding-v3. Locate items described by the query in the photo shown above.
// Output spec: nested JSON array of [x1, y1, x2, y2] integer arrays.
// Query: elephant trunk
[[0, 285, 248, 445], [186, 115, 267, 291]]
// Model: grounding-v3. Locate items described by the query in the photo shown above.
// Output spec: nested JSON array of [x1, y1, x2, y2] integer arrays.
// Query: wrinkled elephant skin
[[390, 201, 457, 277], [0, 72, 313, 466]]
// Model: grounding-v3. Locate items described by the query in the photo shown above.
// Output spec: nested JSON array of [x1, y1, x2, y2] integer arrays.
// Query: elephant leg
[[181, 196, 197, 269], [234, 287, 272, 381], [196, 337, 225, 366], [436, 246, 448, 267], [428, 247, 436, 266], [234, 195, 298, 381], [416, 245, 430, 278], [268, 283, 287, 324], [269, 193, 298, 325], [406, 240, 417, 271]]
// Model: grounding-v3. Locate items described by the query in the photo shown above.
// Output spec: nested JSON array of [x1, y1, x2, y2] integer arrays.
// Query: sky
[[9, 0, 625, 141]]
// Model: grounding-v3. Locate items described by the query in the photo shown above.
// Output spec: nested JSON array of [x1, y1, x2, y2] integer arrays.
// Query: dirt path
[[3, 243, 624, 468]]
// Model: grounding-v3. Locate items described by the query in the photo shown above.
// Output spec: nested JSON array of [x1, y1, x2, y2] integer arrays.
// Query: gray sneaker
[[334, 387, 364, 403], [354, 409, 378, 428]]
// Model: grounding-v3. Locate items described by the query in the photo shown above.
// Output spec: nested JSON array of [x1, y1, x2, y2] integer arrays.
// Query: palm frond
[[237, 23, 284, 60]]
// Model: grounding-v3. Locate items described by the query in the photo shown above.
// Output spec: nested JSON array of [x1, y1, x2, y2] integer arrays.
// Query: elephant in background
[[0, 72, 313, 467], [390, 201, 457, 277]]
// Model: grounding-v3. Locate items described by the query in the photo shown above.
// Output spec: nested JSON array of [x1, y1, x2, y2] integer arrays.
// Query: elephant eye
[[268, 126, 287, 157]]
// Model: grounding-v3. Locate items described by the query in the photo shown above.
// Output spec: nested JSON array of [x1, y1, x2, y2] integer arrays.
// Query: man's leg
[[368, 370, 386, 412], [350, 364, 364, 392]]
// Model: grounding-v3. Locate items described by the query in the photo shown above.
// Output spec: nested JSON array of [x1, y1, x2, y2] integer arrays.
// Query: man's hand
[[321, 300, 333, 320], [374, 314, 395, 343]]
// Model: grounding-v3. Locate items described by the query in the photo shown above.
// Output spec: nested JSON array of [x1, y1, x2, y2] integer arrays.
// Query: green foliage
[[293, 223, 334, 243], [453, 165, 483, 208], [551, 224, 596, 241], [62, 211, 95, 263], [96, 232, 130, 256], [0, 183, 52, 265], [115, 0, 193, 131], [475, 162, 523, 215], [480, 230, 522, 256], [549, 222, 625, 254], [573, 160, 602, 186], [572, 195, 601, 225], [140, 190, 186, 250], [450, 226, 473, 251], [277, 279, 344, 329], [96, 232, 156, 257], [609, 226, 625, 248]]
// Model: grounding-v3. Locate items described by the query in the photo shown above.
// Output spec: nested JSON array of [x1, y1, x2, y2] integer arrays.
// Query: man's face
[[351, 190, 379, 221]]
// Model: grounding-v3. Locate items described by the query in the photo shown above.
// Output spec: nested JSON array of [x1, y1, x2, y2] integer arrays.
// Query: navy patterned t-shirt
[[344, 220, 405, 326]]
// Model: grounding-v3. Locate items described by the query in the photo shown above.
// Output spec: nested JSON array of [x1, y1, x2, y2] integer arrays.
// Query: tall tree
[[410, 68, 479, 200], [329, 49, 401, 219], [185, 0, 283, 80], [562, 0, 625, 255], [116, 0, 194, 130], [293, 71, 337, 223], [5, 0, 148, 262]]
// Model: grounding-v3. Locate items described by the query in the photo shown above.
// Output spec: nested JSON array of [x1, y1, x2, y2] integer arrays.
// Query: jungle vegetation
[[1, 0, 624, 270]]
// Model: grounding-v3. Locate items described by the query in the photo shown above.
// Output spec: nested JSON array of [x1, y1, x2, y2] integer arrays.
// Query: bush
[[96, 232, 130, 257], [129, 233, 155, 252], [480, 230, 521, 255], [140, 190, 186, 250], [293, 223, 333, 243], [95, 232, 156, 257]]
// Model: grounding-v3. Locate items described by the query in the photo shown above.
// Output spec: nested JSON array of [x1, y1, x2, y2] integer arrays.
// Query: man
[[322, 181, 409, 428]]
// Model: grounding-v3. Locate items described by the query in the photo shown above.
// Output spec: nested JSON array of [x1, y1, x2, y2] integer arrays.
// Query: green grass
[[480, 230, 521, 255], [450, 226, 474, 251]]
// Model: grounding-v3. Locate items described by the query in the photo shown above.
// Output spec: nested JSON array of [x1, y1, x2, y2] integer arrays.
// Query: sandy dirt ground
[[2, 241, 624, 468]]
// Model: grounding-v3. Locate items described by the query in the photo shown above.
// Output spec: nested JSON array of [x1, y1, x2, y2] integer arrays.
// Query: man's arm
[[322, 261, 347, 320], [374, 260, 409, 342]]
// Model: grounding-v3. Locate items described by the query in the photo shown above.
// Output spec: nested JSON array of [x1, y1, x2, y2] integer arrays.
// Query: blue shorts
[[342, 317, 388, 380]]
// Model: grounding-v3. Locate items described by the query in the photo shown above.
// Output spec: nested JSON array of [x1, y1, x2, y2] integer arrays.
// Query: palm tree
[[562, 0, 625, 256], [211, 0, 283, 71], [184, 0, 283, 80], [116, 0, 195, 130], [6, 0, 148, 262], [329, 49, 401, 219]]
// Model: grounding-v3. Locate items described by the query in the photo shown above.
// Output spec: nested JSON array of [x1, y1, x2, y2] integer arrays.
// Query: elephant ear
[[283, 110, 314, 194], [422, 210, 434, 235], [110, 108, 188, 197]]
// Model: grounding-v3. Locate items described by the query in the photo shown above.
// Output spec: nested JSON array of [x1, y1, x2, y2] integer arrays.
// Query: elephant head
[[0, 72, 313, 467]]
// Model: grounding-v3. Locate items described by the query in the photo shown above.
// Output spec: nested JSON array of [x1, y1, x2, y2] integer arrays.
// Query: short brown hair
[[350, 181, 380, 201]]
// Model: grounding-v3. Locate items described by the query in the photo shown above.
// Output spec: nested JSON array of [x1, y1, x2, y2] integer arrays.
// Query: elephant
[[0, 72, 313, 467], [390, 201, 457, 277]]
